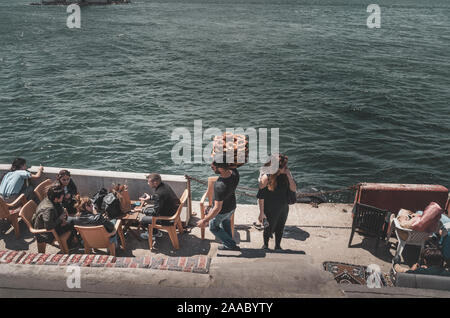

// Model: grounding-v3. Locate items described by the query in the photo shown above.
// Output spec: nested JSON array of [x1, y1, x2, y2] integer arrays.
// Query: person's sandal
[[253, 222, 263, 230]]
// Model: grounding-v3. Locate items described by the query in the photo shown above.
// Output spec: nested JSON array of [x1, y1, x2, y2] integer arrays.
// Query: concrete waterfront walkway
[[1, 202, 450, 297]]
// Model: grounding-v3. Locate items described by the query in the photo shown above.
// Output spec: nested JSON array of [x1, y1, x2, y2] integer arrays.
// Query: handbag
[[286, 175, 297, 205], [287, 190, 297, 205]]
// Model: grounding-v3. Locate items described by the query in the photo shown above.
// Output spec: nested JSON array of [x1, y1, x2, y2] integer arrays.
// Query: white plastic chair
[[392, 218, 434, 262]]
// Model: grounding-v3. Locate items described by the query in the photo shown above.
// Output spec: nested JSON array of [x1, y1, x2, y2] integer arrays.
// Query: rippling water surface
[[1, 0, 449, 203]]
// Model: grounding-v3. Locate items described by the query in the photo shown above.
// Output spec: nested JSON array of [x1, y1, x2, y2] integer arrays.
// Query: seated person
[[394, 247, 450, 277], [67, 197, 118, 247], [392, 202, 443, 232], [411, 202, 443, 232], [0, 158, 43, 203], [32, 183, 77, 248], [56, 170, 79, 216], [396, 208, 420, 229], [139, 173, 180, 240]]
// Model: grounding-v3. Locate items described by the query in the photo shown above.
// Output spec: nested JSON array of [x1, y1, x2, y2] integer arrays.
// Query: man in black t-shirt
[[197, 161, 240, 251], [139, 173, 180, 240]]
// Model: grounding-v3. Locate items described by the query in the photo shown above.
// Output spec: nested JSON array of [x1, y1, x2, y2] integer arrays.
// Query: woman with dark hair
[[257, 154, 297, 250], [67, 196, 118, 247], [56, 170, 78, 216], [0, 158, 44, 203]]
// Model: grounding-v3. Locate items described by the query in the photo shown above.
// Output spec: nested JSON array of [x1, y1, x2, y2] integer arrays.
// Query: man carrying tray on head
[[197, 154, 241, 251]]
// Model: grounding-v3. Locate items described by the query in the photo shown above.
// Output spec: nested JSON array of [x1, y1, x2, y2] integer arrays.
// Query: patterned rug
[[0, 250, 210, 274], [323, 261, 393, 287]]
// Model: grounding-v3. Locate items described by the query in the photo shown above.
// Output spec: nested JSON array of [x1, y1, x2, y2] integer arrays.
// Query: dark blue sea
[[1, 0, 449, 203]]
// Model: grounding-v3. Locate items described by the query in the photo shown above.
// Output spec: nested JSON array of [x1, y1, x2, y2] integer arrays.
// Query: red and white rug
[[0, 250, 210, 274]]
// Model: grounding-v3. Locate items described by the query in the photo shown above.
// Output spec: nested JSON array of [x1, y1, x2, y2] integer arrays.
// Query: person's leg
[[274, 205, 289, 249], [264, 209, 279, 244], [56, 223, 77, 247], [209, 211, 237, 248], [141, 215, 162, 239], [3, 194, 19, 204], [263, 227, 270, 247], [393, 263, 411, 273], [263, 210, 275, 247], [109, 234, 118, 246], [221, 209, 235, 238], [21, 184, 37, 203], [140, 216, 160, 235]]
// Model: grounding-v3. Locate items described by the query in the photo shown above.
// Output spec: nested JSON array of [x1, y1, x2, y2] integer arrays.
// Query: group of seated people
[[0, 158, 181, 252], [30, 172, 119, 249], [389, 201, 450, 277]]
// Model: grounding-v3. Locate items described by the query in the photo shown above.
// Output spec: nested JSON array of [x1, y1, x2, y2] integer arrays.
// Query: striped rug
[[0, 250, 210, 274]]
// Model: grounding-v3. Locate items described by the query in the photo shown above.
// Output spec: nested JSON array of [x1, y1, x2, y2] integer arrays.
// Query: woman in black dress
[[257, 154, 296, 250]]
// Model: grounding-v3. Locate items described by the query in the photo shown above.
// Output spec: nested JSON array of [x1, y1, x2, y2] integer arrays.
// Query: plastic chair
[[74, 219, 123, 256], [34, 179, 52, 202], [199, 176, 235, 239], [0, 194, 27, 238], [348, 203, 391, 253], [391, 217, 434, 263], [19, 200, 70, 254], [148, 189, 188, 251]]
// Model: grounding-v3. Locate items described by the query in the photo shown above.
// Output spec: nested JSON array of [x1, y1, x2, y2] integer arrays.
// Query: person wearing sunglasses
[[56, 170, 79, 216]]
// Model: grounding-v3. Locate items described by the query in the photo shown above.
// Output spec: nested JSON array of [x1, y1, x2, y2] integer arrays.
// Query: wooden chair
[[148, 189, 188, 251], [348, 203, 391, 253], [34, 179, 52, 202], [19, 200, 70, 254], [0, 194, 27, 238], [74, 219, 124, 256], [199, 176, 235, 239]]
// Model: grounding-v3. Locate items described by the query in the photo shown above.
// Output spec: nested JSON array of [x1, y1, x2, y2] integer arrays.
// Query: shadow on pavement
[[217, 247, 306, 258], [0, 220, 35, 251], [283, 226, 310, 241]]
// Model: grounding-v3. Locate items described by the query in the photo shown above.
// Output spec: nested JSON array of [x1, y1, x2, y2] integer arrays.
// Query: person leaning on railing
[[0, 157, 43, 203]]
